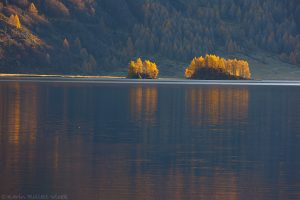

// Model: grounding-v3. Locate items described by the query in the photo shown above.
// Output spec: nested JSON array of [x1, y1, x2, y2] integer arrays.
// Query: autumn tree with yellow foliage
[[28, 3, 38, 14], [185, 54, 251, 80], [128, 58, 159, 79], [63, 38, 70, 49], [8, 14, 21, 29]]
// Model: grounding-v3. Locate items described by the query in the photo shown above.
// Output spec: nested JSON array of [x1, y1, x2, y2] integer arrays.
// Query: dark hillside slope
[[0, 0, 299, 76]]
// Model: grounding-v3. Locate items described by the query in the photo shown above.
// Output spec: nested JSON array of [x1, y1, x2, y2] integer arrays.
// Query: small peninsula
[[185, 54, 251, 80]]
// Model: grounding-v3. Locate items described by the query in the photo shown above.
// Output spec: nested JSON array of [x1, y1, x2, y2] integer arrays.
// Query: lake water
[[0, 78, 300, 200]]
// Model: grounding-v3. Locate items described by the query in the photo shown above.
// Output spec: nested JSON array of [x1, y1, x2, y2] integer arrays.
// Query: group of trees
[[185, 54, 251, 80], [8, 14, 21, 28], [6, 3, 38, 28], [125, 0, 300, 66], [0, 0, 299, 75], [128, 55, 251, 80], [128, 58, 159, 79], [62, 37, 97, 74]]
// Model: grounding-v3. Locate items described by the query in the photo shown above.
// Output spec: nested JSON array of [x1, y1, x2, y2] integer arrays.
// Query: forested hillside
[[0, 0, 299, 76]]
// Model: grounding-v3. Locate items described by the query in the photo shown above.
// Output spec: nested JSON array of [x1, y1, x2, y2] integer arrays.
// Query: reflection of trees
[[130, 86, 158, 124], [0, 83, 299, 199], [163, 169, 238, 200], [0, 82, 39, 193], [186, 87, 249, 125], [46, 143, 239, 200], [8, 83, 21, 145], [0, 82, 38, 145]]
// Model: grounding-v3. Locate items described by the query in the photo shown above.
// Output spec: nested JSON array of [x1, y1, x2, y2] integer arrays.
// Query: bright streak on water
[[1, 77, 300, 86]]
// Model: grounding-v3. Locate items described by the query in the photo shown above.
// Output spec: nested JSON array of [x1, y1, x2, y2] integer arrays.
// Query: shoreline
[[0, 73, 126, 79], [1, 74, 300, 86]]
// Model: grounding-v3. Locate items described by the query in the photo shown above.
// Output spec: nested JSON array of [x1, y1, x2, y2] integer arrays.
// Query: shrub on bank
[[128, 58, 159, 79]]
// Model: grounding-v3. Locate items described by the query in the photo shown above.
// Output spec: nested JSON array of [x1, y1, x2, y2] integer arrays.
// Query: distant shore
[[1, 73, 300, 86], [0, 73, 126, 79]]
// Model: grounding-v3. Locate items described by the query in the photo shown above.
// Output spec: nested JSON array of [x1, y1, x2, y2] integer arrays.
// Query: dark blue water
[[0, 79, 300, 200]]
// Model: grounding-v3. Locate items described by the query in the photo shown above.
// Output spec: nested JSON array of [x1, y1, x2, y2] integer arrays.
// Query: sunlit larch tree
[[8, 14, 21, 29], [29, 2, 38, 14], [128, 58, 159, 79]]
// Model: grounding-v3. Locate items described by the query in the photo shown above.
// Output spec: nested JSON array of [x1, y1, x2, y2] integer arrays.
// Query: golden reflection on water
[[8, 83, 21, 145], [164, 168, 238, 200], [0, 82, 38, 145], [49, 143, 239, 200], [130, 86, 158, 123], [0, 82, 298, 200], [186, 87, 249, 125], [52, 143, 241, 200], [0, 82, 40, 193]]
